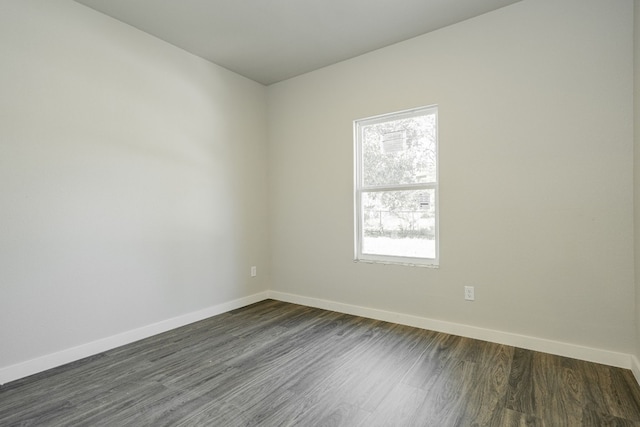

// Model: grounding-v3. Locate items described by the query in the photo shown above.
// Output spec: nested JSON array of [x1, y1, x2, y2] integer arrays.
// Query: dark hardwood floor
[[1, 299, 640, 426]]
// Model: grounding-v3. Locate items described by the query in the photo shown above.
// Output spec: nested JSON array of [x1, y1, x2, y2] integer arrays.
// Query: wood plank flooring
[[1, 299, 640, 426]]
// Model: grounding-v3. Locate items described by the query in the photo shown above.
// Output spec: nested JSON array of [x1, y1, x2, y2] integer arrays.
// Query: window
[[354, 105, 438, 266]]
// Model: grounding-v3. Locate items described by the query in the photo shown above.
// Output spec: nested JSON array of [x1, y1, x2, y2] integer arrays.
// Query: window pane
[[361, 113, 436, 187], [361, 189, 436, 259]]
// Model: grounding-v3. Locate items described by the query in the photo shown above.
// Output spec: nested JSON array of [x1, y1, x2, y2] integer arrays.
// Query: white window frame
[[354, 105, 439, 267]]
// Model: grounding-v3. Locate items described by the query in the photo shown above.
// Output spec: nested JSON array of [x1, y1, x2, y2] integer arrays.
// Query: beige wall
[[0, 0, 269, 370], [268, 0, 635, 354], [1, 0, 637, 381]]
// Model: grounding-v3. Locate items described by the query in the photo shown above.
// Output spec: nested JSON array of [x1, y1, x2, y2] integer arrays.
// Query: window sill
[[354, 258, 439, 268]]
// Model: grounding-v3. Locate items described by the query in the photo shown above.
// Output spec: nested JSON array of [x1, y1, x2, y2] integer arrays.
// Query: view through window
[[354, 105, 438, 266]]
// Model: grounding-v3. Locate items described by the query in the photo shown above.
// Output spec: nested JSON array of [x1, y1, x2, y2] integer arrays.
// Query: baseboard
[[632, 355, 640, 387], [0, 291, 269, 385], [2, 290, 635, 386], [268, 290, 633, 370]]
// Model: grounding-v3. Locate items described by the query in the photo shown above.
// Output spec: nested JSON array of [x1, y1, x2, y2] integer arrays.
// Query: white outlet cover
[[464, 286, 475, 301]]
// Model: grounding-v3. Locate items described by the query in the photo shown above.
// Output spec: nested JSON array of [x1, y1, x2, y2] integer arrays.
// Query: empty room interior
[[2, 0, 640, 425]]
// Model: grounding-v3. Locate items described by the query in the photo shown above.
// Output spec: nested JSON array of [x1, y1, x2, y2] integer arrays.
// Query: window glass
[[355, 106, 438, 266]]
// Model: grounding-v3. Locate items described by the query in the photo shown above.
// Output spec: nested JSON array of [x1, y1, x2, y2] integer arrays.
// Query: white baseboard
[[632, 355, 640, 386], [3, 290, 637, 387], [268, 291, 633, 371], [0, 291, 269, 385]]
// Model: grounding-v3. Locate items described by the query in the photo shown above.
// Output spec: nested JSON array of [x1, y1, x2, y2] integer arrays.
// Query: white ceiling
[[74, 0, 521, 85]]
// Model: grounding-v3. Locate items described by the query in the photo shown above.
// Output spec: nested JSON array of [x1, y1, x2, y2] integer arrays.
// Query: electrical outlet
[[251, 266, 257, 277], [464, 286, 475, 301]]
